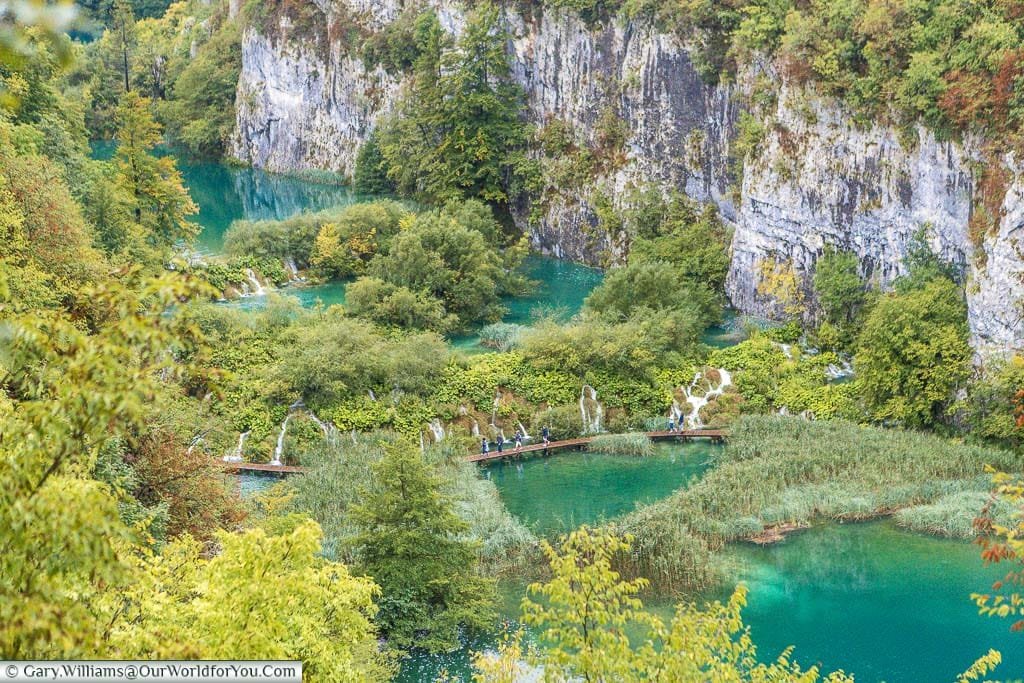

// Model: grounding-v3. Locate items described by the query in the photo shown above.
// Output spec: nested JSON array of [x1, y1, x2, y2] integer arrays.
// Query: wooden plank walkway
[[222, 462, 306, 474], [465, 429, 726, 463], [221, 429, 727, 473]]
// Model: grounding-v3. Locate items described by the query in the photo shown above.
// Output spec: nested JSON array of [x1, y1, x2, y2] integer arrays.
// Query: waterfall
[[517, 422, 531, 440], [270, 415, 291, 465], [223, 431, 250, 462], [579, 385, 604, 434], [826, 359, 854, 380], [186, 434, 204, 455], [490, 391, 501, 427], [681, 368, 732, 429], [306, 408, 331, 437], [368, 389, 376, 401], [778, 343, 794, 359], [269, 400, 304, 465], [471, 419, 480, 437], [283, 256, 303, 282], [427, 418, 446, 443], [244, 268, 266, 296]]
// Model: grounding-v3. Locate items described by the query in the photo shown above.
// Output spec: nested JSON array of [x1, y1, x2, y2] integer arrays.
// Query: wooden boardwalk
[[465, 429, 726, 463], [221, 429, 727, 474], [222, 462, 306, 474]]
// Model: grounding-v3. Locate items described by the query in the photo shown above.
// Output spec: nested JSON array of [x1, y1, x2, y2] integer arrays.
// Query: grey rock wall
[[230, 0, 1024, 354]]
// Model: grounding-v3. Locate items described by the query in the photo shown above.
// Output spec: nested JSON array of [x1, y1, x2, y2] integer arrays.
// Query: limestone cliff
[[230, 0, 1024, 353]]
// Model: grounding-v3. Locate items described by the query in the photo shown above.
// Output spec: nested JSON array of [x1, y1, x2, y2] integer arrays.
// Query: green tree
[[0, 269, 207, 657], [105, 518, 394, 680], [350, 443, 496, 652], [585, 259, 721, 328], [367, 203, 523, 330], [813, 246, 865, 327], [374, 3, 529, 206], [345, 276, 456, 332], [854, 276, 971, 427], [114, 92, 198, 250], [109, 0, 135, 93], [158, 21, 241, 156], [353, 130, 394, 194]]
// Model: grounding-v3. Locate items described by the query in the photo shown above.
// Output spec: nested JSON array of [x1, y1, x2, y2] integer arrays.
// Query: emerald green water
[[720, 521, 1023, 682], [484, 442, 713, 536], [400, 519, 1024, 683], [91, 141, 369, 255]]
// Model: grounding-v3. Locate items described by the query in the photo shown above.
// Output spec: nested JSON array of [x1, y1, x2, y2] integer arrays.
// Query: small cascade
[[223, 431, 250, 462], [270, 415, 291, 466], [283, 256, 304, 282], [269, 399, 304, 465], [490, 391, 501, 427], [419, 431, 426, 452], [579, 385, 604, 434], [244, 268, 266, 296], [471, 419, 480, 437], [306, 409, 331, 437], [778, 343, 794, 360], [427, 418, 446, 443], [368, 389, 376, 401], [681, 368, 732, 429], [186, 434, 204, 455], [826, 359, 854, 380]]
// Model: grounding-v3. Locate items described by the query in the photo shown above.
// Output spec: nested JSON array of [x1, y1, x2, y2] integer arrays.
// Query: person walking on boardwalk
[[481, 438, 489, 455], [668, 416, 675, 432], [514, 430, 523, 451], [496, 436, 504, 454], [542, 425, 550, 446]]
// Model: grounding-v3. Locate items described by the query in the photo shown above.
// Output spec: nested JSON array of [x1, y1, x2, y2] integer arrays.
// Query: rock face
[[231, 0, 1024, 354]]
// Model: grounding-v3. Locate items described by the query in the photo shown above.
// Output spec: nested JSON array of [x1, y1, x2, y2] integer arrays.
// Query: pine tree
[[351, 443, 496, 652]]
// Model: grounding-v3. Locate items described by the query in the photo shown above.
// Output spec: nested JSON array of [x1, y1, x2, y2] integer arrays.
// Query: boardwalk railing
[[222, 429, 727, 474]]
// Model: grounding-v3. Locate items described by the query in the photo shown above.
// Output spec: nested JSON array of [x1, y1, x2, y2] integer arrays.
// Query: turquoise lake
[[125, 148, 1021, 682]]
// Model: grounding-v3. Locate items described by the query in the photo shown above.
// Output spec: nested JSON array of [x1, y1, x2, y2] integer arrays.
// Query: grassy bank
[[614, 415, 1019, 593]]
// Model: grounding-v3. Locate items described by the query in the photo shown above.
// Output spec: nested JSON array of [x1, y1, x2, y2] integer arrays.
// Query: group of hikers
[[481, 425, 550, 455], [667, 416, 690, 431]]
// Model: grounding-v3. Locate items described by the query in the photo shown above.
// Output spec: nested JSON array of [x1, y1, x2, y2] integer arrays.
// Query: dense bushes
[[224, 200, 408, 270]]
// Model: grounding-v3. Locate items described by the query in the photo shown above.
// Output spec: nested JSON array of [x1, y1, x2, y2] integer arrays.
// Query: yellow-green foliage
[[473, 527, 857, 682], [974, 470, 1024, 631], [756, 259, 806, 319], [709, 335, 858, 418], [105, 519, 394, 680]]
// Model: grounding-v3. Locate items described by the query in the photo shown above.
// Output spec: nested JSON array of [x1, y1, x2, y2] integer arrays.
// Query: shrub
[[531, 405, 583, 441], [587, 432, 654, 457]]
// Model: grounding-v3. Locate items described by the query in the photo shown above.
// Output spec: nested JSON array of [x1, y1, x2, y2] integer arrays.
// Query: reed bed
[[587, 432, 655, 457], [894, 491, 1018, 538], [614, 415, 1019, 593]]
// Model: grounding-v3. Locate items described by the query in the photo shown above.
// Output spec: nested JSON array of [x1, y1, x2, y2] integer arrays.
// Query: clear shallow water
[[484, 442, 714, 536], [718, 521, 1023, 683], [235, 472, 281, 497], [401, 521, 1024, 683]]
